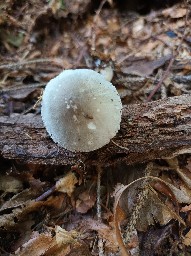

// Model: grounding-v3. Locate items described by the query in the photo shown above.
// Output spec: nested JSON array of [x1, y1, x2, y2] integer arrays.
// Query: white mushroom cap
[[41, 69, 122, 152]]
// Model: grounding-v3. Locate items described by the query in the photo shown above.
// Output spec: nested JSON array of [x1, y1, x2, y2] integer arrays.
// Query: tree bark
[[0, 95, 191, 166]]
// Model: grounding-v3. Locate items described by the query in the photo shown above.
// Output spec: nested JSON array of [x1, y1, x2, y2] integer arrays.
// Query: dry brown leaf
[[162, 6, 187, 18], [175, 167, 191, 189], [48, 0, 91, 17], [180, 204, 191, 212], [152, 181, 178, 207], [75, 190, 96, 213], [55, 226, 78, 246], [15, 226, 79, 256], [1, 1, 191, 254], [113, 175, 185, 236], [132, 18, 145, 38], [84, 218, 119, 253], [121, 55, 171, 76], [55, 172, 78, 196], [136, 188, 182, 230], [183, 229, 191, 246], [0, 175, 23, 193], [0, 193, 65, 228], [0, 199, 44, 228], [15, 232, 53, 256], [0, 188, 36, 211], [8, 88, 37, 101], [42, 194, 66, 210], [119, 183, 177, 232], [115, 204, 127, 223], [138, 173, 185, 228], [166, 158, 191, 201], [48, 0, 63, 15], [0, 207, 26, 228], [45, 226, 79, 256], [166, 183, 191, 204], [113, 183, 132, 256]]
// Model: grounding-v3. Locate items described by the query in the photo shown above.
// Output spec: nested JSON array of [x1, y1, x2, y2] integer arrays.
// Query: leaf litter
[[0, 0, 191, 255]]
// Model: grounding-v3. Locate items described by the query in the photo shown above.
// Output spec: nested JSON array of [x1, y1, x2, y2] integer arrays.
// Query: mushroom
[[41, 69, 122, 152]]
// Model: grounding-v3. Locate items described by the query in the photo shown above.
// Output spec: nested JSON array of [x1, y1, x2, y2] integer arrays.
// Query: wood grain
[[0, 95, 191, 166]]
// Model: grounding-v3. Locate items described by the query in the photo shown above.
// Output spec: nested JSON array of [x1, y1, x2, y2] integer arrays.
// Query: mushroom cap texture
[[41, 69, 122, 152]]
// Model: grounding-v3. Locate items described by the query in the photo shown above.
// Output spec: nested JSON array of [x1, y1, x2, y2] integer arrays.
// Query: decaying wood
[[0, 95, 191, 167]]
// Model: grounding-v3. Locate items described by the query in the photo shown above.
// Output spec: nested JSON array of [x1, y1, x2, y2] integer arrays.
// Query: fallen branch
[[0, 95, 191, 166]]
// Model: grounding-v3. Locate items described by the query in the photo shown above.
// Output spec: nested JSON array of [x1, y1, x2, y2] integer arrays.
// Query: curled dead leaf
[[75, 190, 96, 213], [183, 229, 191, 246], [181, 204, 191, 212], [113, 175, 186, 256], [56, 172, 78, 196]]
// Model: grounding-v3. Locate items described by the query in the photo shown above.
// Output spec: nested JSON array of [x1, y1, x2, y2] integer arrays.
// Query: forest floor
[[0, 0, 191, 255]]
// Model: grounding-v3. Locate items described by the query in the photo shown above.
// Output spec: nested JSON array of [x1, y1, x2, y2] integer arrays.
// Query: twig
[[97, 165, 102, 220], [111, 140, 129, 150], [35, 185, 56, 202], [97, 165, 104, 256], [0, 58, 55, 70], [1, 83, 46, 93], [91, 0, 107, 51], [146, 57, 175, 102]]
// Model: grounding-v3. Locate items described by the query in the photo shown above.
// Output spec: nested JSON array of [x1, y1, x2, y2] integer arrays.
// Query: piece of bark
[[0, 95, 191, 167]]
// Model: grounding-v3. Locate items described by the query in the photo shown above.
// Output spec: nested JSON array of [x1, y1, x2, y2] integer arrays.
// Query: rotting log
[[0, 95, 191, 166]]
